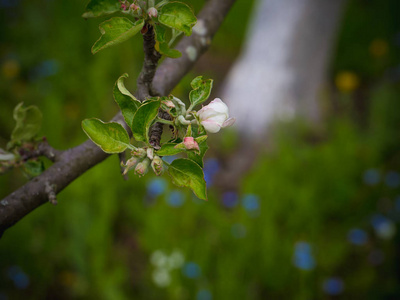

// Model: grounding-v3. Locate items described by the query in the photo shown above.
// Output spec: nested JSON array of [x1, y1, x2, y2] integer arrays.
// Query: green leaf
[[131, 99, 161, 143], [92, 18, 144, 54], [190, 76, 203, 89], [156, 143, 185, 156], [82, 118, 131, 153], [156, 41, 182, 58], [159, 2, 197, 36], [82, 0, 121, 18], [22, 160, 45, 178], [113, 73, 140, 127], [11, 102, 42, 143], [187, 138, 208, 168], [168, 158, 207, 200], [154, 24, 167, 43], [189, 76, 213, 108]]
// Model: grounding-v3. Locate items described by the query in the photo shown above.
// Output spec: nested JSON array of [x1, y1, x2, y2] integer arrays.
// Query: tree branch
[[136, 23, 162, 100], [0, 0, 237, 237]]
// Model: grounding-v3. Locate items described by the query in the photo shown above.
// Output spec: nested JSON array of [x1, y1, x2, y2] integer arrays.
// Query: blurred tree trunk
[[223, 0, 345, 137], [219, 0, 346, 189]]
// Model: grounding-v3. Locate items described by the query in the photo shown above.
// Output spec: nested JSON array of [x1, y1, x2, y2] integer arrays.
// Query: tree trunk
[[223, 0, 345, 137]]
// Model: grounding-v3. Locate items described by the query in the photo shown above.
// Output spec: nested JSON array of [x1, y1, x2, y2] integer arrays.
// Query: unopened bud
[[151, 156, 164, 176], [162, 100, 175, 109], [135, 158, 150, 177], [122, 156, 139, 175], [121, 4, 128, 11], [147, 147, 154, 160], [132, 148, 146, 158], [130, 3, 140, 11], [183, 137, 200, 152], [148, 7, 158, 18]]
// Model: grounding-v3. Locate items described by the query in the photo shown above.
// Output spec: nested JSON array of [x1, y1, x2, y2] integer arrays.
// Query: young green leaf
[[11, 102, 42, 143], [92, 18, 145, 54], [82, 0, 121, 18], [167, 158, 207, 200], [154, 24, 167, 43], [156, 143, 185, 156], [156, 42, 182, 58], [159, 2, 197, 36], [189, 76, 213, 108], [113, 73, 140, 127], [131, 99, 161, 143], [82, 118, 131, 153], [22, 160, 45, 178]]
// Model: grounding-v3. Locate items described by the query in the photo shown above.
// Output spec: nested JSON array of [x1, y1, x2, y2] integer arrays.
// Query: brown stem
[[0, 0, 238, 237]]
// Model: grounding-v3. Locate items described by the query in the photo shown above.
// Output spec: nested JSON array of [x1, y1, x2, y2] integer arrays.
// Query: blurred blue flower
[[162, 155, 177, 164], [203, 158, 220, 186], [322, 277, 344, 295], [231, 223, 247, 239], [204, 158, 220, 175], [0, 0, 20, 8], [222, 191, 239, 208], [385, 171, 400, 188], [370, 214, 388, 229], [197, 289, 213, 300], [7, 266, 29, 290], [147, 178, 167, 198], [182, 262, 201, 279], [293, 242, 316, 270], [167, 190, 185, 207], [347, 228, 368, 245], [242, 194, 260, 212], [370, 214, 396, 239], [30, 59, 59, 80], [363, 169, 380, 186], [368, 249, 385, 266]]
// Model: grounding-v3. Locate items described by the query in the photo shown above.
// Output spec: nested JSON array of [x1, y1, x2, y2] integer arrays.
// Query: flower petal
[[201, 120, 222, 133], [222, 117, 236, 128]]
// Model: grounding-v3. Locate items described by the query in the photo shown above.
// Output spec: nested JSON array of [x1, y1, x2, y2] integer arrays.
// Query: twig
[[20, 138, 63, 163], [45, 181, 57, 205], [0, 0, 238, 237]]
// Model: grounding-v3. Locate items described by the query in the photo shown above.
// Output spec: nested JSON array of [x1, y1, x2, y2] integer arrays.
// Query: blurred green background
[[1, 0, 400, 299]]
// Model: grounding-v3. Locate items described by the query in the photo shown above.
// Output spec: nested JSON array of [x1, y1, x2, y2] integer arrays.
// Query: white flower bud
[[151, 156, 164, 176], [135, 158, 150, 177], [197, 98, 235, 133], [132, 148, 147, 158], [123, 156, 140, 175]]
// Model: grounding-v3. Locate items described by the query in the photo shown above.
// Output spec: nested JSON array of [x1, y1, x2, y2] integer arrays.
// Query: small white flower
[[197, 98, 235, 133]]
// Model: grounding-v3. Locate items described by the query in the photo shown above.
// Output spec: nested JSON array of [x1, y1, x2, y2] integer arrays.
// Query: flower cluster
[[123, 147, 164, 177]]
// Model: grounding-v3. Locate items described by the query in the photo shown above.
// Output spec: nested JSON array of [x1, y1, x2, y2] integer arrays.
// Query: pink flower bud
[[151, 156, 164, 176], [183, 137, 200, 152], [121, 4, 128, 11], [135, 158, 150, 177], [148, 7, 158, 18], [130, 3, 140, 11]]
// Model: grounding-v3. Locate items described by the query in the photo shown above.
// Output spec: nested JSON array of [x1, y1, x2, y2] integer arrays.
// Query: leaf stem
[[155, 0, 169, 9], [127, 144, 137, 151], [155, 118, 174, 126], [168, 29, 183, 47]]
